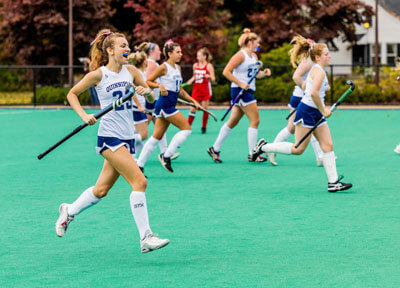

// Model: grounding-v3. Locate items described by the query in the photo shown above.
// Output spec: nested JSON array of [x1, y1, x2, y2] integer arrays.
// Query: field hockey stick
[[37, 85, 136, 160], [177, 98, 217, 122], [294, 80, 355, 149], [285, 108, 296, 120], [221, 61, 263, 121]]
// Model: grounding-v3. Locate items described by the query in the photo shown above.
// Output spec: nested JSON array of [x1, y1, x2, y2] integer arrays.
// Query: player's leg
[[241, 102, 266, 162], [103, 146, 169, 252], [207, 105, 244, 163], [137, 117, 170, 169], [159, 111, 192, 172], [201, 99, 209, 133], [313, 123, 352, 192], [55, 159, 119, 237]]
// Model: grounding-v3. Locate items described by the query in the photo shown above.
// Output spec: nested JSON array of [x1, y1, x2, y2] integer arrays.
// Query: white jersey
[[159, 62, 182, 93], [132, 69, 147, 111], [231, 49, 258, 91], [302, 64, 329, 108], [293, 69, 310, 97], [95, 65, 135, 139], [147, 59, 160, 100]]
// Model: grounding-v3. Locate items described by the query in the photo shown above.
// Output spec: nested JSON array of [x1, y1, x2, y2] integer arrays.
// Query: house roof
[[380, 0, 400, 18]]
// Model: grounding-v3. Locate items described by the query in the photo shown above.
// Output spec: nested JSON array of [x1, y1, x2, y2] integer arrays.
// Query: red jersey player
[[185, 48, 216, 133]]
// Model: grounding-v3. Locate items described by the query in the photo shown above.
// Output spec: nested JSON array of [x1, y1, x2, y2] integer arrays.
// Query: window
[[370, 44, 381, 64], [387, 44, 397, 65]]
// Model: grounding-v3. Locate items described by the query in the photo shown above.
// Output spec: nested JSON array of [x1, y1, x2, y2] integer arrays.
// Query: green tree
[[124, 0, 230, 63], [0, 0, 114, 65]]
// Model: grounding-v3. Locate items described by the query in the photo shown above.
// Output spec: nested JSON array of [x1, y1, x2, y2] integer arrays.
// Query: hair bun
[[243, 28, 251, 34]]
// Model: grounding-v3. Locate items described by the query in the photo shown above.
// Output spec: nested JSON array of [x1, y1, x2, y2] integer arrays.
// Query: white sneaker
[[55, 203, 74, 237], [394, 145, 400, 154], [267, 153, 278, 166], [170, 152, 180, 160], [140, 233, 169, 253]]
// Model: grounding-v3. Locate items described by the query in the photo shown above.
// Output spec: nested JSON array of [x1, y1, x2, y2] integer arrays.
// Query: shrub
[[35, 86, 90, 105]]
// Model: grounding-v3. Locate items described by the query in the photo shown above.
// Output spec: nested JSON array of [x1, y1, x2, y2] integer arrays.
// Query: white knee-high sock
[[213, 124, 232, 152], [137, 136, 159, 168], [310, 135, 323, 160], [248, 127, 258, 155], [273, 127, 293, 143], [158, 133, 168, 153], [261, 142, 293, 154], [164, 130, 192, 158], [130, 191, 152, 240], [323, 151, 338, 183], [134, 134, 144, 156], [67, 186, 101, 216]]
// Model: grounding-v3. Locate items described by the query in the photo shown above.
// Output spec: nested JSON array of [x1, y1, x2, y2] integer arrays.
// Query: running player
[[252, 35, 352, 192], [267, 42, 324, 166], [207, 28, 270, 163], [185, 47, 216, 134], [128, 50, 149, 157], [137, 40, 202, 172], [137, 42, 179, 160], [55, 29, 169, 253]]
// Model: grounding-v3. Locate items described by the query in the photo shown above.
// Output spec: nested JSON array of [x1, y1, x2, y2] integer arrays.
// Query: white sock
[[310, 135, 323, 160], [158, 133, 168, 153], [134, 134, 144, 156], [323, 151, 338, 183], [67, 186, 101, 216], [137, 136, 159, 168], [261, 142, 292, 154], [248, 127, 258, 155], [273, 127, 292, 143], [129, 191, 152, 240], [164, 130, 192, 158], [213, 124, 232, 152]]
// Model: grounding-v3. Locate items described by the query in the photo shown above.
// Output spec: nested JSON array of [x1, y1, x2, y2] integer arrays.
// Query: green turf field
[[1, 108, 400, 287]]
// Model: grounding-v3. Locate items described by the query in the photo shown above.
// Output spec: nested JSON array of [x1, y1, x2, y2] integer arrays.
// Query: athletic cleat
[[201, 128, 206, 134], [141, 233, 169, 253], [248, 154, 267, 162], [170, 152, 180, 161], [394, 144, 400, 154], [158, 153, 173, 172], [55, 203, 74, 237], [207, 146, 222, 163], [267, 153, 278, 166], [252, 138, 267, 159], [328, 176, 352, 192]]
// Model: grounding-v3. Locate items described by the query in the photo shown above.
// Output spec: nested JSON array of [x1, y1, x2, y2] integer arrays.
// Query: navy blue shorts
[[133, 111, 148, 124], [294, 102, 326, 128], [154, 91, 179, 118], [145, 100, 155, 113], [231, 87, 256, 107], [288, 95, 302, 109], [96, 136, 135, 155]]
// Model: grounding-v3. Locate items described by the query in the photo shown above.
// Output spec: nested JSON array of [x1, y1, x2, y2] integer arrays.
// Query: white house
[[329, 0, 400, 75]]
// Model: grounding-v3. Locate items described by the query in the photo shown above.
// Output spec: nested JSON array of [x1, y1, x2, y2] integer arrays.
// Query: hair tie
[[147, 43, 155, 54], [240, 31, 250, 46], [306, 38, 315, 51], [90, 32, 113, 46]]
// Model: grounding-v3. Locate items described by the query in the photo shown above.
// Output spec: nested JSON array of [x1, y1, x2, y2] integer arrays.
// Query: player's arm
[[147, 64, 168, 96], [126, 65, 153, 109], [207, 63, 216, 83], [223, 51, 248, 89], [310, 68, 331, 118], [67, 69, 102, 125], [293, 57, 313, 88]]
